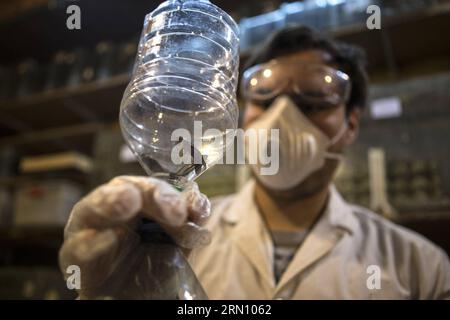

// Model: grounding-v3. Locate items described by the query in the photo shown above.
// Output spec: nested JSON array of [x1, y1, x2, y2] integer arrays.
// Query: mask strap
[[325, 121, 348, 161], [324, 151, 345, 161], [330, 120, 348, 145]]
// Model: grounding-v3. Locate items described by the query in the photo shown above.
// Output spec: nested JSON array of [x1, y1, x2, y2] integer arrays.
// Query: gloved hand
[[58, 176, 211, 299]]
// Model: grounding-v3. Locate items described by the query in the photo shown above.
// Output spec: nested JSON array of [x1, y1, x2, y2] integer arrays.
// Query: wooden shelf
[[0, 74, 128, 135], [0, 0, 261, 65], [331, 3, 450, 81], [0, 226, 63, 246], [0, 170, 91, 188], [240, 3, 450, 82], [0, 74, 127, 156], [0, 226, 64, 267]]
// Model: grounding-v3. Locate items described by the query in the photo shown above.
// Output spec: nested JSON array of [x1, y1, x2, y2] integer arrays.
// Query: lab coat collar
[[275, 184, 358, 292], [221, 179, 359, 294], [222, 180, 276, 290], [327, 184, 359, 235]]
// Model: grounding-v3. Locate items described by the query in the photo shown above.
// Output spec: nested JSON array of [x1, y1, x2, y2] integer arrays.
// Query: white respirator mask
[[246, 95, 347, 191]]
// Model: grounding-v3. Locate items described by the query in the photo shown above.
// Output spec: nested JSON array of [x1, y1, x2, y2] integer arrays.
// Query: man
[[59, 26, 450, 299]]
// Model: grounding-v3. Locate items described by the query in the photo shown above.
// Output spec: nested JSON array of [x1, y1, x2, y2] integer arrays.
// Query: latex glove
[[58, 176, 211, 298]]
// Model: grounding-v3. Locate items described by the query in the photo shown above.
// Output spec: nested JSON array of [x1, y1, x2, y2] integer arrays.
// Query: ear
[[342, 107, 361, 146]]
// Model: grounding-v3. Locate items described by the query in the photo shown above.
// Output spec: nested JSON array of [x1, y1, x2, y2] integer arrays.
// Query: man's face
[[242, 49, 361, 199]]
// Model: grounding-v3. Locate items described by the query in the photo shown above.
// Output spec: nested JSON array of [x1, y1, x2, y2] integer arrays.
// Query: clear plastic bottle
[[91, 220, 208, 300], [116, 0, 239, 300], [120, 0, 240, 187]]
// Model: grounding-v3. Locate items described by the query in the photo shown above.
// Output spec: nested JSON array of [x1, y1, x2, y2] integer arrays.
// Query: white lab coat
[[189, 180, 450, 299]]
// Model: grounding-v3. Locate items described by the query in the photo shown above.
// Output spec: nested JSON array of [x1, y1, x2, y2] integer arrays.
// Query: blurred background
[[1, 0, 450, 299]]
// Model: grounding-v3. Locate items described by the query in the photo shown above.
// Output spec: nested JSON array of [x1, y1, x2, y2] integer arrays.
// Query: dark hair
[[243, 25, 369, 112]]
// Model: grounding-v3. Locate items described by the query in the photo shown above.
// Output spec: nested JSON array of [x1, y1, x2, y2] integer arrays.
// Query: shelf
[[20, 151, 93, 174], [0, 226, 63, 246], [0, 74, 128, 131], [0, 74, 128, 153], [0, 122, 119, 157], [331, 3, 450, 80], [0, 0, 156, 65], [0, 170, 91, 188], [0, 226, 64, 267], [0, 0, 262, 65], [240, 3, 450, 82]]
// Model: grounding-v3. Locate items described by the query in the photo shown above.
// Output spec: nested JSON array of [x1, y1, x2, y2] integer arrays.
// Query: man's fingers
[[109, 177, 212, 249], [182, 182, 211, 225], [65, 182, 142, 238], [60, 229, 116, 267], [111, 176, 189, 227], [163, 222, 212, 250], [64, 175, 211, 254], [66, 176, 197, 237]]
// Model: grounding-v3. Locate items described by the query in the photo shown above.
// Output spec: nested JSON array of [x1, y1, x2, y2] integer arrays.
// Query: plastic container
[[120, 0, 240, 187], [113, 0, 239, 301]]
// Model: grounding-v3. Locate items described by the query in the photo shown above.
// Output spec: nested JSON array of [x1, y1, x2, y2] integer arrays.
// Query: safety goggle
[[241, 60, 351, 111]]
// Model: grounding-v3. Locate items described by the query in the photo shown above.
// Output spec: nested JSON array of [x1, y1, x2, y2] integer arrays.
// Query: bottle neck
[[139, 219, 176, 244]]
